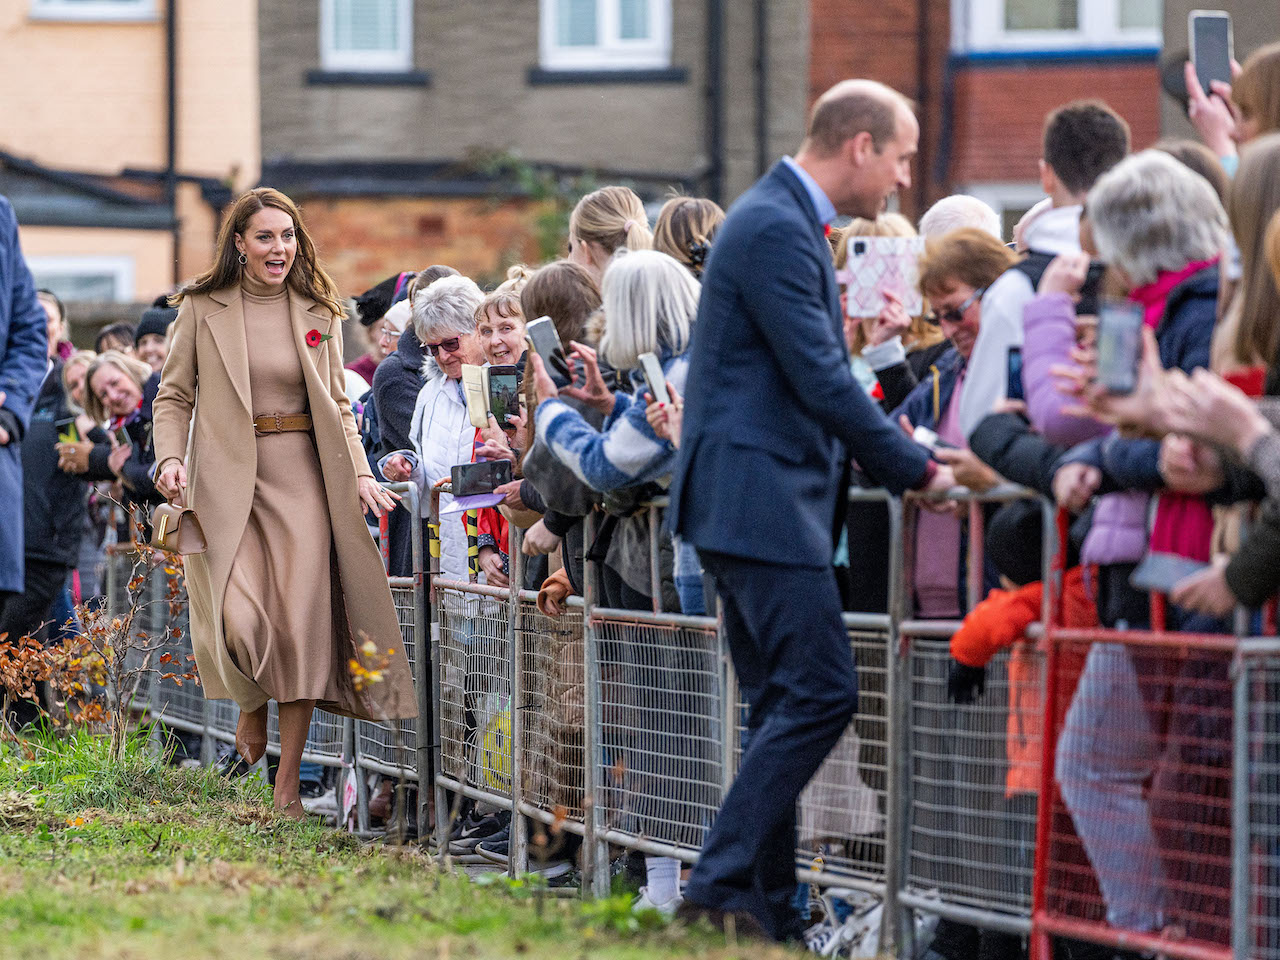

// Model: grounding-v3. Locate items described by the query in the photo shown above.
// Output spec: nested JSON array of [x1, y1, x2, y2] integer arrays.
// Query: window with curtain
[[541, 0, 669, 70], [320, 0, 413, 72]]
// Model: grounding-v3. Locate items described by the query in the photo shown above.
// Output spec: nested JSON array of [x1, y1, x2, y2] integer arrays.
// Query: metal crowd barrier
[[99, 473, 1279, 960]]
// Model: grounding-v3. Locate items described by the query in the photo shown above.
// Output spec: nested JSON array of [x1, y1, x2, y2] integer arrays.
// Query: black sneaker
[[476, 824, 511, 864], [449, 811, 509, 852], [298, 780, 325, 800]]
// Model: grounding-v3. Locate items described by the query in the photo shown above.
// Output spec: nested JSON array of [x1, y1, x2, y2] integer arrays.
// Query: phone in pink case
[[843, 236, 925, 319]]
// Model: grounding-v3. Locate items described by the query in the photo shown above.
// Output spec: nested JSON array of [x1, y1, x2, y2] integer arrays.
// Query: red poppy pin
[[306, 328, 332, 348]]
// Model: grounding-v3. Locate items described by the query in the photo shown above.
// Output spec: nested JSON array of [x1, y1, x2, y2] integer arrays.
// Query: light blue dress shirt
[[781, 155, 837, 228]]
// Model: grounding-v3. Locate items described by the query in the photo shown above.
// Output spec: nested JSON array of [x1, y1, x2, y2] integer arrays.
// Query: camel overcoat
[[152, 284, 416, 720]]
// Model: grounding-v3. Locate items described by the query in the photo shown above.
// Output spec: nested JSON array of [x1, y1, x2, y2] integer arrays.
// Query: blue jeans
[[673, 537, 705, 616], [299, 760, 323, 788]]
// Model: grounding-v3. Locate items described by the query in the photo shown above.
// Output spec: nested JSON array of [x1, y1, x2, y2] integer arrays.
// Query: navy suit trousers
[[686, 549, 857, 941]]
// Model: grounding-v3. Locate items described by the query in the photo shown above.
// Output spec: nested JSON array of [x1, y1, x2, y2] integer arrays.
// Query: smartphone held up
[[1095, 299, 1145, 395], [1189, 9, 1233, 96]]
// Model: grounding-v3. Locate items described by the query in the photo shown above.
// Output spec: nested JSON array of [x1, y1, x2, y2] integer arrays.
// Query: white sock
[[644, 856, 681, 904]]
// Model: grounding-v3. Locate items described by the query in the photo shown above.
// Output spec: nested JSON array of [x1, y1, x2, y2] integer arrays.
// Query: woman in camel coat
[[153, 187, 415, 817]]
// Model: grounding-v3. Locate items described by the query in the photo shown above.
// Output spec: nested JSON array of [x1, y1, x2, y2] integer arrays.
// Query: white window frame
[[319, 0, 413, 73], [539, 0, 672, 71], [957, 0, 1162, 52], [26, 255, 136, 303], [29, 0, 157, 22]]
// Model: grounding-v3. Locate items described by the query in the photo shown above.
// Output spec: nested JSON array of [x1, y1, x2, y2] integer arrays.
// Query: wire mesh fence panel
[[907, 637, 1042, 916], [1244, 650, 1280, 959], [517, 595, 586, 826], [354, 578, 420, 778], [262, 702, 346, 762], [109, 550, 165, 710], [593, 614, 724, 853], [208, 698, 238, 744], [145, 565, 205, 730], [1043, 634, 1233, 958], [796, 629, 891, 887], [435, 585, 512, 800]]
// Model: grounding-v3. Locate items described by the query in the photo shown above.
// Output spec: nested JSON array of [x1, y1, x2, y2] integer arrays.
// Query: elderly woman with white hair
[[1048, 149, 1231, 939], [380, 274, 486, 583]]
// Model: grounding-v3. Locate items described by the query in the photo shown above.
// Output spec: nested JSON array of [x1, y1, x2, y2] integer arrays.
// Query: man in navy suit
[[670, 80, 955, 941]]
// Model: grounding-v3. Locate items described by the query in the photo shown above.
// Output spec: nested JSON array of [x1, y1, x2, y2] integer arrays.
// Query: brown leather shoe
[[673, 900, 774, 942]]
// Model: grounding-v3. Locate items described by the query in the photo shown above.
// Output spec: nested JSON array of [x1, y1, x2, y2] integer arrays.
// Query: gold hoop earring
[[238, 253, 247, 265]]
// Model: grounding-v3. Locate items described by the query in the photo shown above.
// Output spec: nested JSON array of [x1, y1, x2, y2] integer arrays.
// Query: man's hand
[[1171, 555, 1236, 617], [1053, 462, 1101, 512], [522, 519, 562, 557], [478, 546, 510, 588], [0, 391, 8, 445], [934, 447, 1001, 493], [155, 459, 188, 501], [381, 454, 412, 482], [57, 440, 94, 475]]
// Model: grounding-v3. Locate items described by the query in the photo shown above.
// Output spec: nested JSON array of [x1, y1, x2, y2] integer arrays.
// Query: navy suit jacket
[[670, 161, 931, 568]]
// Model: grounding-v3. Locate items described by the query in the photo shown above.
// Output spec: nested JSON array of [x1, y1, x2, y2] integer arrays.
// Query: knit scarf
[[1136, 258, 1219, 563]]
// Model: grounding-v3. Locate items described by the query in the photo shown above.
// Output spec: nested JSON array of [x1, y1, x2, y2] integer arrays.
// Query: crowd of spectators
[[5, 45, 1280, 957]]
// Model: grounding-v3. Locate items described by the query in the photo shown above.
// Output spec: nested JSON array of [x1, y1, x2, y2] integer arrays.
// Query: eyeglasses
[[424, 337, 461, 355], [925, 287, 985, 327]]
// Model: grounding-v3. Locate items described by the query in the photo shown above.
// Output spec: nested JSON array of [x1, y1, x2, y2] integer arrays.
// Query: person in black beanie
[[134, 295, 178, 373]]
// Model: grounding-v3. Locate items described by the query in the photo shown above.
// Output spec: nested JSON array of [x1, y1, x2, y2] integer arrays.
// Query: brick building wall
[[947, 61, 1161, 186]]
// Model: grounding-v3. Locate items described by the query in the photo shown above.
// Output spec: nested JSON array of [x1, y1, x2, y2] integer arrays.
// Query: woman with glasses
[[379, 274, 488, 584], [888, 227, 1019, 620]]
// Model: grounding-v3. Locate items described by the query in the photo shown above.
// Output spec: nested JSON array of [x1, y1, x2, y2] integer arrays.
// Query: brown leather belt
[[253, 413, 312, 436]]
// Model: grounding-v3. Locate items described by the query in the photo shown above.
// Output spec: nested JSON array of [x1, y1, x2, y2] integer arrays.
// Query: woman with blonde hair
[[152, 187, 414, 818], [652, 196, 724, 277], [567, 185, 652, 282]]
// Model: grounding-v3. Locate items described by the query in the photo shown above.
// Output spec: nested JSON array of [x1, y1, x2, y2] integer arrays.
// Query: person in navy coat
[[669, 80, 955, 941], [0, 195, 51, 602]]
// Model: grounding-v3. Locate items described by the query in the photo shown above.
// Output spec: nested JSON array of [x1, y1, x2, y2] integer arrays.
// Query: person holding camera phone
[[667, 80, 955, 943]]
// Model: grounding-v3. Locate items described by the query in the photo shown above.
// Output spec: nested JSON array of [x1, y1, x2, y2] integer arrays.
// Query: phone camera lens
[[853, 240, 867, 255]]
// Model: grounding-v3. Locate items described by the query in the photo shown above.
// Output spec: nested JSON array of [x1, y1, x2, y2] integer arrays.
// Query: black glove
[[948, 660, 986, 704]]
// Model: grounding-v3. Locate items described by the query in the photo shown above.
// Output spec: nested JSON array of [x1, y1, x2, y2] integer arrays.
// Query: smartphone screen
[[114, 427, 131, 448], [1006, 346, 1024, 402], [638, 352, 669, 405], [1190, 10, 1233, 96], [1096, 300, 1145, 395], [487, 365, 520, 428], [526, 317, 572, 389]]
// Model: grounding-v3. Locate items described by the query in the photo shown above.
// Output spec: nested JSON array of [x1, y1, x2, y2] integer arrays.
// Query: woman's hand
[[1054, 327, 1168, 435], [381, 454, 412, 482], [475, 432, 516, 465], [1159, 436, 1225, 494], [529, 352, 561, 407], [1171, 554, 1236, 617], [1184, 60, 1241, 158], [1038, 252, 1091, 299], [358, 475, 401, 519], [865, 291, 912, 348], [644, 383, 684, 448], [478, 546, 509, 588], [495, 480, 526, 510], [522, 519, 562, 557], [1160, 368, 1271, 458], [107, 434, 131, 478], [1053, 462, 1102, 512], [560, 341, 616, 416], [155, 459, 188, 501], [56, 441, 94, 475]]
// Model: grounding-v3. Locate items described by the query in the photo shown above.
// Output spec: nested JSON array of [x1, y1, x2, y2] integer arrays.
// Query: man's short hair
[[1043, 100, 1131, 196], [806, 80, 912, 155]]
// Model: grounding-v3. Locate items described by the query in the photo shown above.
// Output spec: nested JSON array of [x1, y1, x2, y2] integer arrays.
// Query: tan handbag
[[150, 496, 206, 555]]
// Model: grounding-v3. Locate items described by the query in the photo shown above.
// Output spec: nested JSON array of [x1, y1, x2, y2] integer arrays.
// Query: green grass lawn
[[0, 730, 795, 960]]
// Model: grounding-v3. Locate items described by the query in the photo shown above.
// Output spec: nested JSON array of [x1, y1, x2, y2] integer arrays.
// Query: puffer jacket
[[1023, 293, 1112, 447], [381, 369, 475, 584]]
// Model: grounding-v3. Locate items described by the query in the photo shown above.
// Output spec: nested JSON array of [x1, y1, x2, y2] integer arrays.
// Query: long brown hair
[[1228, 134, 1280, 367], [171, 187, 345, 319]]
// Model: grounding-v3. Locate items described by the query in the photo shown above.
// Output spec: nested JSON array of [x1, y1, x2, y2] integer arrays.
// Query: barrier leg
[[884, 495, 912, 958], [1232, 643, 1250, 960], [582, 512, 610, 898], [509, 526, 528, 877]]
